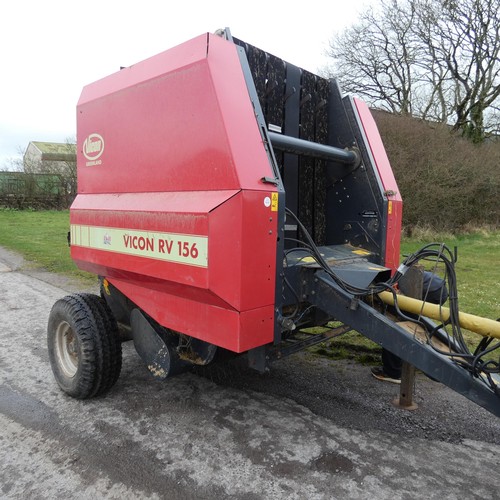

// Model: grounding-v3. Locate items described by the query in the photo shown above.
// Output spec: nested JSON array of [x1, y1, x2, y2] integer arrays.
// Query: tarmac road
[[1, 247, 500, 499]]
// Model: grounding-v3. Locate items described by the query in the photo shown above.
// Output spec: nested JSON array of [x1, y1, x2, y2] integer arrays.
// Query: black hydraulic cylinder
[[268, 131, 359, 166]]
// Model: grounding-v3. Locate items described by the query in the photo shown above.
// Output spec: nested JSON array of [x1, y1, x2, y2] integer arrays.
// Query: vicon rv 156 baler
[[47, 29, 500, 418]]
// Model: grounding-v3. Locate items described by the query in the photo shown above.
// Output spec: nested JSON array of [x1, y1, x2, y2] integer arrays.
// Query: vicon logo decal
[[83, 133, 104, 166]]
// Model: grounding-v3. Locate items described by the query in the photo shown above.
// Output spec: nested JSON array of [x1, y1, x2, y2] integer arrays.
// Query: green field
[[0, 209, 498, 361], [401, 231, 500, 321], [0, 209, 95, 286]]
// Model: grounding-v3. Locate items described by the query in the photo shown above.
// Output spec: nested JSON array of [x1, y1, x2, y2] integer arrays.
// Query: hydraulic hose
[[378, 291, 500, 339]]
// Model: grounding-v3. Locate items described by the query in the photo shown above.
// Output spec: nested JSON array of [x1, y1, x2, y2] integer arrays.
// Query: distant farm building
[[23, 141, 76, 173], [0, 141, 77, 209]]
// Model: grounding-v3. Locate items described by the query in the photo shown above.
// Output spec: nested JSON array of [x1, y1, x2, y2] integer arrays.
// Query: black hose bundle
[[284, 208, 500, 393]]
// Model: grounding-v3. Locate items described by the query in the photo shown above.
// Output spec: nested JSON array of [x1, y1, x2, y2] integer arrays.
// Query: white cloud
[[0, 0, 369, 167]]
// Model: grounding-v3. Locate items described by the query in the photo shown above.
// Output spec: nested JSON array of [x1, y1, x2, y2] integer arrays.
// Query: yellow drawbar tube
[[378, 291, 500, 339]]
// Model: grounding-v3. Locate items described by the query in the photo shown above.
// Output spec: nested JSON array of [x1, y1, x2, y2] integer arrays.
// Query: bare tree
[[326, 0, 422, 115], [326, 0, 500, 142], [60, 137, 77, 200], [416, 0, 500, 141], [2, 153, 24, 172]]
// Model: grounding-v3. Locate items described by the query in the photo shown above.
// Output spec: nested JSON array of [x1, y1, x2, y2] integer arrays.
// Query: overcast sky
[[0, 0, 372, 168]]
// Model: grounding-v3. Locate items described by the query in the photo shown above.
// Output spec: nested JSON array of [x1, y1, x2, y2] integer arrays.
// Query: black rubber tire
[[47, 293, 122, 399]]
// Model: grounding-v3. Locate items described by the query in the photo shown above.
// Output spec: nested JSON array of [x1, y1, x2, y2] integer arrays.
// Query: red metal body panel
[[353, 98, 403, 272], [72, 34, 279, 352], [77, 34, 274, 193], [209, 190, 277, 311], [107, 275, 275, 352]]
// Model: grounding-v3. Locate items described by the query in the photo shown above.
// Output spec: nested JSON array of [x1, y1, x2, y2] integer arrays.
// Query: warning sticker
[[352, 249, 371, 256], [271, 192, 278, 212], [300, 257, 316, 263]]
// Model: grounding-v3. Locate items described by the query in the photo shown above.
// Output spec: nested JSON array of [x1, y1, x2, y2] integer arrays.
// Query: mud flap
[[130, 309, 189, 379]]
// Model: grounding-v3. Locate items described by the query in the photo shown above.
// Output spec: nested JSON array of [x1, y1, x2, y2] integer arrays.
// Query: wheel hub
[[55, 321, 79, 378]]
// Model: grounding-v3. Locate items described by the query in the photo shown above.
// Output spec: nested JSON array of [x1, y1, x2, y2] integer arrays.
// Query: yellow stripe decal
[[71, 225, 208, 268]]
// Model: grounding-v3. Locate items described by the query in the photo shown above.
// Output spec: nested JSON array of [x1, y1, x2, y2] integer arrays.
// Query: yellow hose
[[378, 291, 500, 339]]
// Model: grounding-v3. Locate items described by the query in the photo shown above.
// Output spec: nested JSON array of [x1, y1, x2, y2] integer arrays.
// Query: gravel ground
[[1, 246, 499, 499]]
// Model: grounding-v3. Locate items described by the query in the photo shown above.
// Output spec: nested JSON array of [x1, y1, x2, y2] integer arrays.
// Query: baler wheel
[[47, 293, 122, 399]]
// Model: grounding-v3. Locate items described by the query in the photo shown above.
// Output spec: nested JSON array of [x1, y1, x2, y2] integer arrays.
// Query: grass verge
[[0, 208, 95, 287]]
